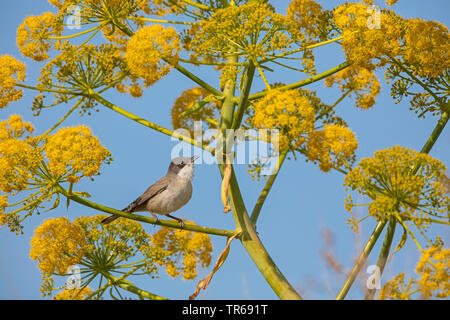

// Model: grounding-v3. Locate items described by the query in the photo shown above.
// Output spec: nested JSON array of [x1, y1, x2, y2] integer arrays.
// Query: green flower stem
[[92, 92, 215, 154], [47, 24, 101, 40], [55, 185, 236, 238], [40, 100, 81, 137], [128, 16, 195, 26], [250, 149, 288, 226], [16, 83, 81, 96], [247, 61, 351, 101], [420, 111, 449, 154], [224, 166, 303, 299], [365, 216, 397, 300], [232, 63, 256, 130], [99, 268, 168, 300], [260, 35, 344, 64], [336, 219, 387, 300], [217, 58, 302, 298], [180, 0, 212, 11]]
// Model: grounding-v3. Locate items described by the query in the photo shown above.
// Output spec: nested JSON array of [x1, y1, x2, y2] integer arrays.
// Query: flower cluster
[[38, 42, 134, 109], [0, 115, 41, 193], [0, 55, 26, 108], [152, 223, 213, 280], [125, 25, 181, 87], [380, 246, 449, 299], [53, 287, 93, 300], [171, 87, 221, 136], [332, 3, 403, 70], [416, 247, 449, 298], [189, 2, 292, 61], [325, 66, 380, 109], [307, 124, 358, 172], [252, 89, 315, 151], [16, 12, 63, 61], [44, 126, 112, 182], [402, 19, 450, 78], [344, 146, 448, 229], [287, 0, 330, 41], [30, 215, 213, 298], [0, 116, 112, 234], [30, 217, 87, 277]]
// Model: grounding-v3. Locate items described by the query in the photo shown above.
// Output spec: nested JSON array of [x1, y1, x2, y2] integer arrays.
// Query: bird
[[100, 155, 199, 228]]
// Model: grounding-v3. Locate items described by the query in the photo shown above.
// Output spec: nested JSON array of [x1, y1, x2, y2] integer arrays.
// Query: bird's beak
[[191, 155, 200, 163]]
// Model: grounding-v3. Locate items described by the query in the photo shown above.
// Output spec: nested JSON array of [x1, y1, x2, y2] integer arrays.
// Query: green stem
[[232, 63, 256, 130], [92, 92, 215, 154], [419, 111, 449, 154], [250, 149, 288, 226], [56, 185, 236, 237], [247, 61, 351, 101], [224, 166, 303, 299], [365, 216, 396, 300], [336, 219, 387, 300]]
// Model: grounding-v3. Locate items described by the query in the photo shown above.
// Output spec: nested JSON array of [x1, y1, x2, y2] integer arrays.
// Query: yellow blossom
[[0, 115, 41, 193], [0, 55, 26, 108], [189, 3, 293, 61], [44, 126, 112, 182], [252, 89, 315, 151], [402, 19, 450, 78], [332, 3, 404, 69], [171, 87, 221, 136], [152, 223, 213, 280], [125, 25, 181, 87], [54, 287, 93, 300], [16, 12, 62, 61], [325, 66, 380, 109], [307, 124, 358, 172], [287, 0, 325, 41], [344, 146, 449, 223], [30, 217, 86, 276], [416, 247, 450, 298], [379, 273, 417, 300]]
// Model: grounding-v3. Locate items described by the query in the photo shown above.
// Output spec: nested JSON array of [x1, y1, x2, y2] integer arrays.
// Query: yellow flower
[[0, 115, 41, 193], [152, 223, 213, 280], [189, 3, 293, 60], [171, 87, 221, 136], [307, 124, 358, 172], [30, 217, 87, 276], [325, 66, 380, 109], [125, 25, 181, 87], [402, 19, 450, 78], [252, 89, 315, 151], [54, 287, 93, 300], [344, 146, 448, 222], [287, 0, 325, 41], [0, 55, 26, 108], [379, 273, 417, 300], [16, 12, 62, 61], [416, 247, 450, 298], [44, 126, 112, 182], [332, 3, 404, 69]]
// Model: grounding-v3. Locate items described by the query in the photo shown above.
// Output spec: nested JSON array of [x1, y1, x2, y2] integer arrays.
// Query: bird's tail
[[100, 215, 119, 224]]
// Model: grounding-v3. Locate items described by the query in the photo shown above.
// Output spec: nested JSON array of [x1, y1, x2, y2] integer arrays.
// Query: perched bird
[[101, 156, 199, 228]]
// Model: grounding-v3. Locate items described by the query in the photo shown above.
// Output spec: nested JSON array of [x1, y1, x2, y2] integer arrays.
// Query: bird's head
[[168, 155, 199, 180]]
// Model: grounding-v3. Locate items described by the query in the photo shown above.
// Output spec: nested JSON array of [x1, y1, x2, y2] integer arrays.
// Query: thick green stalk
[[247, 61, 351, 101], [109, 276, 168, 300], [56, 185, 236, 237], [224, 167, 303, 299], [250, 149, 288, 226], [336, 219, 387, 300], [420, 111, 449, 154], [365, 216, 396, 300], [232, 63, 256, 130]]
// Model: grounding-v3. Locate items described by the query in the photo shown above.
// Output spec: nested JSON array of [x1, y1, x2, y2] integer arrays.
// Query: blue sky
[[0, 0, 449, 299]]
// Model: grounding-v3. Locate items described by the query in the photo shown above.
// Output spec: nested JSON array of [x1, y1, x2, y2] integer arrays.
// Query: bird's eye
[[177, 163, 184, 168]]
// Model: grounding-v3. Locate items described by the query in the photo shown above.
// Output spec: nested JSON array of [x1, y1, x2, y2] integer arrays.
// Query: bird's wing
[[122, 177, 168, 212]]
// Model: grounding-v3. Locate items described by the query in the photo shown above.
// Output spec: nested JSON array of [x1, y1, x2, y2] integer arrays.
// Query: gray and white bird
[[101, 156, 198, 227]]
